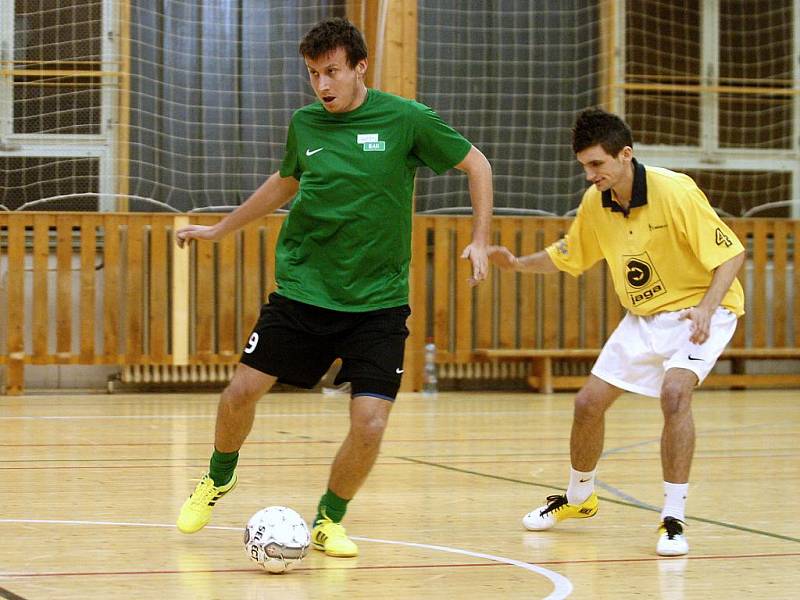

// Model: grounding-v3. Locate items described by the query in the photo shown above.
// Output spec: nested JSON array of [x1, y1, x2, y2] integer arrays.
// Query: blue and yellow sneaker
[[311, 517, 359, 557], [176, 472, 237, 534], [522, 492, 598, 530]]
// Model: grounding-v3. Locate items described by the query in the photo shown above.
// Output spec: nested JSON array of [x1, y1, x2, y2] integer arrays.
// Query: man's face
[[304, 47, 367, 113], [575, 144, 632, 192]]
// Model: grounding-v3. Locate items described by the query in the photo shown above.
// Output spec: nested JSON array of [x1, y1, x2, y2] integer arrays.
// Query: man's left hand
[[679, 306, 713, 344]]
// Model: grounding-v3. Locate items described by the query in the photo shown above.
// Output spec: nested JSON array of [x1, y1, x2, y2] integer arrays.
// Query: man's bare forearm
[[516, 250, 560, 273], [697, 251, 745, 311], [213, 172, 299, 237]]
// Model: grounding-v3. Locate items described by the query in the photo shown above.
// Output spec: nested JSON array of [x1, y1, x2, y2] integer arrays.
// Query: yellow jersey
[[546, 159, 745, 316]]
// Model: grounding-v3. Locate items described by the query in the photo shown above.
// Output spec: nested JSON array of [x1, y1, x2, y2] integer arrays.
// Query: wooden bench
[[473, 347, 800, 393]]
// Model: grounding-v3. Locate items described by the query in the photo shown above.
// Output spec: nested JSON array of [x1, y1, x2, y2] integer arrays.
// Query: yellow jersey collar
[[601, 158, 648, 216]]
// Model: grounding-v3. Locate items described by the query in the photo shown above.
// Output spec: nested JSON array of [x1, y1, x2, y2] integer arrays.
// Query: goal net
[[1, 1, 796, 216], [1, 1, 334, 211]]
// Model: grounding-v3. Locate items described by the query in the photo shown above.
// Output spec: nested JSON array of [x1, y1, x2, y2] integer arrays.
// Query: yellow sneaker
[[311, 517, 359, 557], [176, 472, 237, 534], [522, 492, 598, 531]]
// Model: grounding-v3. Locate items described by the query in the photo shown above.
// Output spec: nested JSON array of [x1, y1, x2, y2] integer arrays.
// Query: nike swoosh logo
[[395, 368, 404, 374], [305, 147, 324, 156], [688, 355, 704, 361], [579, 478, 591, 483]]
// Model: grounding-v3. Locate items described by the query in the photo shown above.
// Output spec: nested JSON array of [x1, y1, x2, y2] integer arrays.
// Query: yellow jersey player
[[488, 107, 744, 556]]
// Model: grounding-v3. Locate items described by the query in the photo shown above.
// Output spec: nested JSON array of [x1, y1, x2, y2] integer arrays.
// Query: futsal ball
[[243, 506, 311, 574]]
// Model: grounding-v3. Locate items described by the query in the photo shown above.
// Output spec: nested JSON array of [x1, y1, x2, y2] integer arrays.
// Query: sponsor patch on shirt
[[357, 133, 385, 151], [623, 251, 668, 306], [357, 133, 379, 144], [554, 239, 569, 256]]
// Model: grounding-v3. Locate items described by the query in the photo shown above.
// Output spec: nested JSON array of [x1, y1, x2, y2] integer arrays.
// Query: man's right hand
[[175, 224, 221, 248], [487, 245, 519, 271]]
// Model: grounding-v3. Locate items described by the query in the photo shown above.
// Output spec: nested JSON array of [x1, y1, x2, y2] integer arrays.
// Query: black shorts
[[240, 293, 411, 400]]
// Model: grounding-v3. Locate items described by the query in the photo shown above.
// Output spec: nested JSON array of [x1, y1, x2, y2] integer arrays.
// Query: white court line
[[350, 535, 573, 600], [0, 518, 572, 599]]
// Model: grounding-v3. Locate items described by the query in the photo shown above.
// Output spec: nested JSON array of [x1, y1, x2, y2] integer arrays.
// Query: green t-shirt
[[276, 88, 472, 311]]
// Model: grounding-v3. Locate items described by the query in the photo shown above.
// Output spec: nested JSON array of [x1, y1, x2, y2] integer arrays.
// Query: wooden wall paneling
[[404, 215, 430, 391], [727, 220, 751, 348], [518, 221, 538, 347], [79, 216, 97, 362], [240, 222, 263, 344], [102, 216, 121, 361], [264, 216, 280, 297], [194, 216, 216, 359], [562, 253, 581, 349], [583, 262, 604, 348], [497, 218, 518, 348], [432, 217, 452, 359], [55, 216, 74, 360], [217, 230, 238, 357], [541, 219, 564, 347], [474, 221, 494, 351], [148, 217, 168, 362], [32, 215, 52, 362], [454, 217, 475, 361], [793, 221, 800, 345], [170, 216, 190, 365], [125, 216, 145, 362], [5, 216, 26, 393], [750, 220, 768, 347], [772, 221, 788, 347]]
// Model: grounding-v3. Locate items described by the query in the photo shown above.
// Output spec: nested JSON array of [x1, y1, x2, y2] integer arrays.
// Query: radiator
[[108, 363, 236, 392], [440, 361, 529, 380], [439, 359, 592, 380], [108, 360, 588, 392]]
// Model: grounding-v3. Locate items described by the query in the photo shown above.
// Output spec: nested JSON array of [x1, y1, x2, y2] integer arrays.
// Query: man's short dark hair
[[299, 17, 368, 68], [572, 108, 634, 156]]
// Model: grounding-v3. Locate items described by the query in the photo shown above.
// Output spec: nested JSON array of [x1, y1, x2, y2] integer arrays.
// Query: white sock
[[566, 467, 596, 504], [661, 481, 688, 522]]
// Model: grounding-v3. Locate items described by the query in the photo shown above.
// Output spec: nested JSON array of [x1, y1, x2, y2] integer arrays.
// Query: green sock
[[315, 489, 350, 526], [208, 448, 239, 487]]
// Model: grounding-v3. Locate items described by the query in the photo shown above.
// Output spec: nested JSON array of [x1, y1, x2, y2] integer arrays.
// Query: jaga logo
[[623, 252, 667, 306]]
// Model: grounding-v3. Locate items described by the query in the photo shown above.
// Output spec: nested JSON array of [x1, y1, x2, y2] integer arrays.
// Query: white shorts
[[591, 307, 739, 398]]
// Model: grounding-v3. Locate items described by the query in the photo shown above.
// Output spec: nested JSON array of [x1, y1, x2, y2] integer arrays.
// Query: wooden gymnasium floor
[[1, 389, 798, 599]]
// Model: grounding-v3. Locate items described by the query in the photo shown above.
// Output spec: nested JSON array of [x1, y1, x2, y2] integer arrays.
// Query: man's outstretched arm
[[176, 172, 300, 247], [487, 246, 560, 274]]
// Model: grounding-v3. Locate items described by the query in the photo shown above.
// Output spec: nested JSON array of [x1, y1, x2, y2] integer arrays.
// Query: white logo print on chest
[[357, 133, 385, 151], [305, 147, 324, 156]]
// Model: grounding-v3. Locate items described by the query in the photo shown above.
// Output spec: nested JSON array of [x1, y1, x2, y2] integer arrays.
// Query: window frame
[[0, 0, 119, 211], [615, 0, 800, 217]]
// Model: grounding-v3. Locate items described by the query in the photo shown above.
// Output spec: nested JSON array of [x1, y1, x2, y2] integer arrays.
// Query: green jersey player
[[175, 17, 493, 558]]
